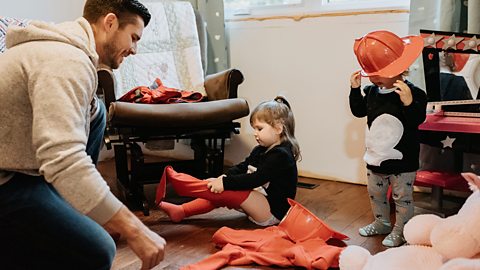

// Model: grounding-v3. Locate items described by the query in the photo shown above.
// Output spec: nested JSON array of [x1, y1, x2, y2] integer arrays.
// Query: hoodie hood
[[5, 17, 98, 67]]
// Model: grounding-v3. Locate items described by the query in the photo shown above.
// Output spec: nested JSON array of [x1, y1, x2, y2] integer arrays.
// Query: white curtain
[[408, 0, 480, 89], [409, 0, 480, 33]]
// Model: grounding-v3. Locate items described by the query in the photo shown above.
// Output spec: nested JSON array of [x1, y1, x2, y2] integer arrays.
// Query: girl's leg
[[156, 166, 250, 208], [240, 190, 278, 226], [383, 171, 415, 247], [359, 170, 392, 236], [159, 198, 215, 222], [0, 173, 115, 270], [162, 191, 279, 226], [157, 166, 251, 222]]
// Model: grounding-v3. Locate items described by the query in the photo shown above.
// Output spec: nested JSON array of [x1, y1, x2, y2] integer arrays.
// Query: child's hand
[[207, 176, 225, 193], [394, 80, 413, 106], [350, 70, 361, 88]]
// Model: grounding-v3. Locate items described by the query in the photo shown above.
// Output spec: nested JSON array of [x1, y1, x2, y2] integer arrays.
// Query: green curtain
[[187, 0, 229, 75]]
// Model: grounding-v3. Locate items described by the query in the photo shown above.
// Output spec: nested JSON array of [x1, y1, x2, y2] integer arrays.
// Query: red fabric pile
[[118, 78, 204, 104]]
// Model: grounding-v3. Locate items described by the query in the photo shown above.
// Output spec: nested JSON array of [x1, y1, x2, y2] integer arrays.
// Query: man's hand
[[350, 70, 362, 88], [394, 80, 413, 106], [104, 206, 166, 270], [207, 175, 225, 194]]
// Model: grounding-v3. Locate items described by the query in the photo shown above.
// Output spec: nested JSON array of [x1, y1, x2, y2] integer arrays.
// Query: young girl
[[155, 96, 300, 226], [349, 30, 427, 247]]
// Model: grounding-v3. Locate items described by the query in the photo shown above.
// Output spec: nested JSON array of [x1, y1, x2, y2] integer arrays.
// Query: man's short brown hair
[[83, 0, 151, 28]]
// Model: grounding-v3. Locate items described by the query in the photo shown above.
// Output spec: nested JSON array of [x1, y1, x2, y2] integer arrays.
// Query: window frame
[[224, 0, 410, 19]]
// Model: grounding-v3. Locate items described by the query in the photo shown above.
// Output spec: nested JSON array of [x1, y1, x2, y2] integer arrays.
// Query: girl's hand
[[394, 80, 413, 106], [207, 176, 225, 193], [350, 70, 362, 88]]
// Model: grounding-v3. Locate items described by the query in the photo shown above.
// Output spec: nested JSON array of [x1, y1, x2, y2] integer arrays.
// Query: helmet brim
[[359, 35, 424, 78]]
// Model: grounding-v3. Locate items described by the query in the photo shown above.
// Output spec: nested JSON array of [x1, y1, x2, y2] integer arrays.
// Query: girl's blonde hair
[[250, 96, 301, 161]]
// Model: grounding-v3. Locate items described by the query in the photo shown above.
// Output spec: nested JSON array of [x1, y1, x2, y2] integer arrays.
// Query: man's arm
[[104, 206, 166, 270]]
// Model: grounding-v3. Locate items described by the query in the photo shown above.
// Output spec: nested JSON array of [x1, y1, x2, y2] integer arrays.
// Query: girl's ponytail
[[274, 95, 291, 110]]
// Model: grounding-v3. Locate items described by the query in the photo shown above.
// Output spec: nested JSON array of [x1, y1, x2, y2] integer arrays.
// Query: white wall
[[224, 12, 411, 184], [2, 0, 85, 22]]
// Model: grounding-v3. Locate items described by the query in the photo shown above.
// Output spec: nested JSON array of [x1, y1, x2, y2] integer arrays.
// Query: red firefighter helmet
[[452, 52, 469, 72], [354, 30, 424, 78], [278, 199, 349, 242]]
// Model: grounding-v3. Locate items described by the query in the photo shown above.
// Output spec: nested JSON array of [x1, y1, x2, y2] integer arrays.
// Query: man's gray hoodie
[[0, 17, 122, 224]]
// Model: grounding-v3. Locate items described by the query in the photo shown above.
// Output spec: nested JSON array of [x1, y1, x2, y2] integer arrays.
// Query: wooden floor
[[97, 157, 464, 270]]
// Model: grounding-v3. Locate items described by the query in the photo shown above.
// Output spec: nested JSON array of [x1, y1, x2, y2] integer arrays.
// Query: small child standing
[[349, 30, 427, 247], [156, 96, 300, 226]]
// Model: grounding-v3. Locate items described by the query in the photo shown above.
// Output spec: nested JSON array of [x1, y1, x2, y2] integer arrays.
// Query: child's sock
[[382, 227, 405, 247], [159, 202, 185, 223], [359, 220, 392, 236], [160, 199, 216, 223]]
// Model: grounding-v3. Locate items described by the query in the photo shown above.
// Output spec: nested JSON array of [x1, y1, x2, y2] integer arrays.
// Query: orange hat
[[278, 199, 349, 242], [453, 53, 469, 72], [354, 30, 424, 78]]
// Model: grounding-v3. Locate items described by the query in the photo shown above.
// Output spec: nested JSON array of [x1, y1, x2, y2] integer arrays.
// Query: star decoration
[[441, 136, 456, 148], [423, 33, 443, 48], [442, 34, 464, 50], [463, 36, 480, 52]]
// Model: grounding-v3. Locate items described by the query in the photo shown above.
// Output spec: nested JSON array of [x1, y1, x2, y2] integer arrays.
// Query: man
[[0, 1, 166, 269]]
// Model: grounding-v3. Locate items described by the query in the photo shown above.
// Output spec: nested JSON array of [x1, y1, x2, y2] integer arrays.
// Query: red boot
[[155, 166, 251, 217]]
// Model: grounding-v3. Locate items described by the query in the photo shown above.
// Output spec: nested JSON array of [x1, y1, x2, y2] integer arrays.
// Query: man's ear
[[103, 13, 119, 32]]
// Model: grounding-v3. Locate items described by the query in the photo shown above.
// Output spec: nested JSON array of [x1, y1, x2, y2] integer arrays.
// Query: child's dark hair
[[250, 96, 301, 161], [83, 0, 151, 28]]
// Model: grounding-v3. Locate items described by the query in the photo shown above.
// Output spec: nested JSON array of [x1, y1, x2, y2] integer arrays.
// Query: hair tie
[[274, 95, 291, 109]]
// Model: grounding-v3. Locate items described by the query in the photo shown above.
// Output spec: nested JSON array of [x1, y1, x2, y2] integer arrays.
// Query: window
[[224, 0, 410, 18], [224, 0, 302, 9], [224, 0, 302, 14], [324, 0, 353, 3]]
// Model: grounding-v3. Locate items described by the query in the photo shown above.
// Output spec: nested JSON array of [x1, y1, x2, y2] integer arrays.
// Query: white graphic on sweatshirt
[[364, 114, 404, 166]]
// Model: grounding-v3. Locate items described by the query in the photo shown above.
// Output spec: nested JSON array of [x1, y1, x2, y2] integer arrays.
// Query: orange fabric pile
[[182, 199, 349, 270]]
